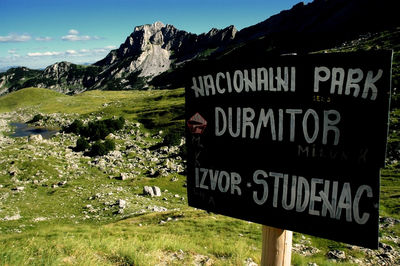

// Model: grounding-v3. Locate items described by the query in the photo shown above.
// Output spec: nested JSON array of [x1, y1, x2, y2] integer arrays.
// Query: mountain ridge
[[0, 0, 398, 95]]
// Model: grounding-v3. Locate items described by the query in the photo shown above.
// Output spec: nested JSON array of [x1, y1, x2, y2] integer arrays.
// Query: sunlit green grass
[[0, 87, 185, 131], [0, 85, 399, 265]]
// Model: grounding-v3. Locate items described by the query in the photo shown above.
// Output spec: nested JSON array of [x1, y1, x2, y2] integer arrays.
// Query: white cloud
[[0, 34, 31, 42], [66, 50, 78, 55], [62, 34, 92, 41], [61, 29, 101, 41], [8, 49, 17, 54], [25, 46, 115, 58], [104, 45, 117, 49], [27, 51, 62, 57], [68, 29, 79, 35], [1, 45, 118, 69], [35, 36, 53, 41]]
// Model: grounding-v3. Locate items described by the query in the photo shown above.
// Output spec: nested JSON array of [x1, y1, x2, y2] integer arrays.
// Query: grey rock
[[379, 242, 394, 252], [58, 181, 67, 186], [327, 250, 346, 260], [118, 199, 127, 209], [28, 134, 43, 142], [2, 213, 22, 221], [380, 217, 400, 228], [152, 186, 161, 197], [119, 172, 130, 180], [143, 186, 155, 197], [149, 206, 167, 212], [143, 186, 161, 197], [244, 258, 257, 266]]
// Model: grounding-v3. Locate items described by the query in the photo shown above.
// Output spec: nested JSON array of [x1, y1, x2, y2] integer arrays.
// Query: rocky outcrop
[[37, 62, 100, 94], [92, 21, 237, 89], [0, 67, 42, 96], [96, 22, 236, 69]]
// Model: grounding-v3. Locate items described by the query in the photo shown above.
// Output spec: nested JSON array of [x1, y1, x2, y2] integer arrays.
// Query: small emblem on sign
[[187, 112, 207, 134]]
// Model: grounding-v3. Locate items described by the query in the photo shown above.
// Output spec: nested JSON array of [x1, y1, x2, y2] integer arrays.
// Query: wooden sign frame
[[185, 51, 392, 249]]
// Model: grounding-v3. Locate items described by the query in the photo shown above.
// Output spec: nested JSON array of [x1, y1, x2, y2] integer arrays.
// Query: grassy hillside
[[1, 28, 400, 265], [0, 87, 184, 131], [0, 86, 399, 265]]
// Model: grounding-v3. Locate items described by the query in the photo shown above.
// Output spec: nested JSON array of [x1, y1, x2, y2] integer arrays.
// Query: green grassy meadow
[[0, 86, 399, 266]]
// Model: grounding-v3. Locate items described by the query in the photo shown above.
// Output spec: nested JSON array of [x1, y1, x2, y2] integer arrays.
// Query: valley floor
[[0, 88, 400, 265]]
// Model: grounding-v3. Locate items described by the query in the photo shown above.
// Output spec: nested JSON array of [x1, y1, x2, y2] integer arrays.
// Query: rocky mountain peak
[[44, 61, 72, 76], [94, 21, 238, 85], [134, 21, 165, 33], [204, 25, 237, 42]]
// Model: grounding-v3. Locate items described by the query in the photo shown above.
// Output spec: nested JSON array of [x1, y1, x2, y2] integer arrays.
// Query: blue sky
[[0, 0, 312, 70]]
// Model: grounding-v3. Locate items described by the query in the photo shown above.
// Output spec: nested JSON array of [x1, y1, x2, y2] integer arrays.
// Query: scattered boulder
[[152, 186, 161, 197], [119, 173, 130, 180], [293, 243, 320, 256], [118, 199, 127, 209], [380, 217, 400, 228], [327, 250, 346, 260], [143, 186, 154, 197], [147, 168, 160, 177], [379, 242, 394, 252], [149, 206, 167, 212], [2, 213, 22, 221], [9, 169, 18, 177], [32, 217, 48, 222], [58, 181, 67, 186], [143, 186, 162, 197], [28, 134, 43, 142], [244, 258, 257, 266]]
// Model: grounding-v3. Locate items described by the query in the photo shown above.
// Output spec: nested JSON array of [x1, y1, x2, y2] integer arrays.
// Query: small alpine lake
[[9, 122, 59, 139]]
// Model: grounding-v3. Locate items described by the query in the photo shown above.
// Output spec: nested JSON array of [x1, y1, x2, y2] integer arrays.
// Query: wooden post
[[261, 225, 292, 266]]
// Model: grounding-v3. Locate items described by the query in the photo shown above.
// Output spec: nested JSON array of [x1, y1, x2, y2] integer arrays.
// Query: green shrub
[[104, 139, 115, 151], [79, 117, 125, 141], [63, 119, 84, 134], [85, 121, 110, 141], [88, 139, 115, 157], [89, 141, 107, 157], [65, 117, 124, 156], [28, 114, 44, 123], [74, 137, 90, 152], [162, 129, 183, 147]]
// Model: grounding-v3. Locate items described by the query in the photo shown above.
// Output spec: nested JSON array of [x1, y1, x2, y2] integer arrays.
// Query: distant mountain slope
[[237, 0, 397, 43], [0, 63, 101, 96], [0, 0, 398, 95], [0, 67, 42, 95]]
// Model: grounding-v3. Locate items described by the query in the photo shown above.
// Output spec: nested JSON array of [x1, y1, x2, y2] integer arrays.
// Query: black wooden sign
[[185, 51, 392, 249]]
